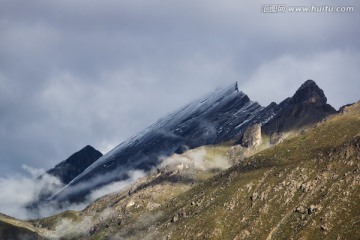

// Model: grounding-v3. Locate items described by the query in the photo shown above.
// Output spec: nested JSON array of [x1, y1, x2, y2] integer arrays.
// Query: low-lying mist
[[0, 164, 63, 219], [0, 144, 229, 222], [0, 164, 145, 220], [159, 146, 231, 172]]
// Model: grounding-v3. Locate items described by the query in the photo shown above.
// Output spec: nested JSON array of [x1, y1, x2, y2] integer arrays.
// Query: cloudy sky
[[1, 0, 359, 177]]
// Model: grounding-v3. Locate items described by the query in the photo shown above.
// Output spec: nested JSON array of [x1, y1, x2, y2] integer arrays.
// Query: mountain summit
[[43, 145, 103, 185], [291, 79, 327, 105]]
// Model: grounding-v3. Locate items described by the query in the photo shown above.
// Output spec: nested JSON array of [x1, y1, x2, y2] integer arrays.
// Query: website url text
[[261, 5, 354, 13]]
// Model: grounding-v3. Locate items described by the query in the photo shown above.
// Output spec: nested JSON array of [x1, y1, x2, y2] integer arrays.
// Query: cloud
[[21, 164, 46, 178], [88, 170, 146, 202], [0, 163, 146, 219], [0, 0, 359, 179], [159, 146, 230, 172], [53, 216, 93, 238], [0, 165, 63, 219]]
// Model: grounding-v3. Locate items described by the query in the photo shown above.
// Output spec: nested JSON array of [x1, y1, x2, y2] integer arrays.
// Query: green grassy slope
[[0, 214, 47, 240], [0, 221, 45, 240], [112, 102, 360, 240]]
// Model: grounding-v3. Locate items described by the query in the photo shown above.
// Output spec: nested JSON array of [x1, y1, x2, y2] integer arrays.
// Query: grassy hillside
[[0, 213, 49, 240], [108, 102, 360, 239]]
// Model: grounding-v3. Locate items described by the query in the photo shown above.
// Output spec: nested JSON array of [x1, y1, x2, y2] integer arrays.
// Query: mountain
[[41, 145, 103, 185], [9, 101, 358, 240], [1, 81, 357, 240], [137, 102, 359, 240], [51, 80, 336, 204]]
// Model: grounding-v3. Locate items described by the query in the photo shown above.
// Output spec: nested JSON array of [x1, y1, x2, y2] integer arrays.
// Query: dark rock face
[[263, 80, 336, 134], [42, 145, 102, 185], [291, 79, 327, 105]]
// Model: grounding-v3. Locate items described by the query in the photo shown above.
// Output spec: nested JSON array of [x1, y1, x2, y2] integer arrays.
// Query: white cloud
[[0, 164, 146, 219], [0, 165, 63, 219], [159, 147, 230, 172], [88, 170, 146, 202]]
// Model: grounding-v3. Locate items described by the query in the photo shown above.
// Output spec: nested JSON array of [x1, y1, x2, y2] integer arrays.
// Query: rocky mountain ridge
[[0, 89, 358, 240], [51, 80, 336, 204]]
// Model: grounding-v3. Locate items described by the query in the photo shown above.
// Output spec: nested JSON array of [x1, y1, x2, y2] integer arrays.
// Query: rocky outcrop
[[239, 124, 262, 148], [339, 101, 359, 114]]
